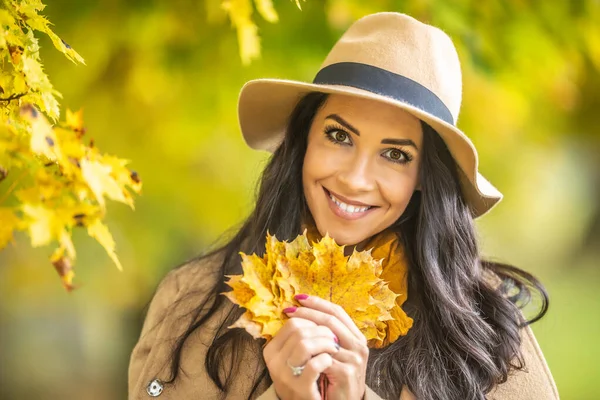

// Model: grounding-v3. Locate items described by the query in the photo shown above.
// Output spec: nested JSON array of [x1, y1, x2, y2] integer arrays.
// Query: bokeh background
[[1, 0, 599, 399]]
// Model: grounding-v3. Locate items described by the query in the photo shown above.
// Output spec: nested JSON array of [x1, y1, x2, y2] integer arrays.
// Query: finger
[[323, 358, 357, 386], [330, 347, 362, 365], [269, 325, 335, 400], [286, 336, 340, 368], [265, 317, 317, 355], [295, 294, 364, 340], [300, 353, 334, 383], [286, 306, 360, 349], [281, 324, 337, 352], [280, 325, 337, 363]]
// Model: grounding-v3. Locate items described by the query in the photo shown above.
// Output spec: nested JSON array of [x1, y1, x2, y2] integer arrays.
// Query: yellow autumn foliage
[[0, 0, 140, 290], [224, 232, 411, 348], [222, 0, 305, 65]]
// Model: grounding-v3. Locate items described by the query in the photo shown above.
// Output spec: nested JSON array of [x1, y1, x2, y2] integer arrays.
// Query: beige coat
[[129, 258, 560, 400]]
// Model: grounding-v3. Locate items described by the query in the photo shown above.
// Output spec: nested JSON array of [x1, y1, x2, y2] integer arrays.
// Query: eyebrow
[[325, 114, 419, 151], [381, 138, 419, 150], [325, 114, 360, 135]]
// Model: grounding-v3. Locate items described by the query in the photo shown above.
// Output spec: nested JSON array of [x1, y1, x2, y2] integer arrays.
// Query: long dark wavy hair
[[162, 92, 548, 400]]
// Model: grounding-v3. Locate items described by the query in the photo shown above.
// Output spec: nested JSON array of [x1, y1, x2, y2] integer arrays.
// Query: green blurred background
[[1, 0, 599, 399]]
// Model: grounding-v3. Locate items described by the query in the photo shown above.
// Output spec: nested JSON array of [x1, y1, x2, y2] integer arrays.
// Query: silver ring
[[286, 359, 306, 377]]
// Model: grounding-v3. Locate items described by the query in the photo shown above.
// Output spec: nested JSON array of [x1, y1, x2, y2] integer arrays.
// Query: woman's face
[[302, 94, 423, 246]]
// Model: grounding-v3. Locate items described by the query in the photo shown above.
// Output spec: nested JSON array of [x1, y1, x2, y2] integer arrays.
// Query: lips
[[323, 187, 378, 220], [324, 188, 376, 208]]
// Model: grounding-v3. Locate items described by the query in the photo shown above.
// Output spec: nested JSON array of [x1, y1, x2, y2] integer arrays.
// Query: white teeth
[[329, 193, 371, 213]]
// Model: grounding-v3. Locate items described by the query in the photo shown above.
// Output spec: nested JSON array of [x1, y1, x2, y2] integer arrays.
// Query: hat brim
[[238, 78, 502, 218]]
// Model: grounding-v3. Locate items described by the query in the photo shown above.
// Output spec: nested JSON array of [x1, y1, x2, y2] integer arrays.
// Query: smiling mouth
[[323, 187, 377, 214]]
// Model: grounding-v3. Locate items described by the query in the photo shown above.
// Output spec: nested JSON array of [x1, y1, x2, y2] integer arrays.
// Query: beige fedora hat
[[238, 12, 502, 218]]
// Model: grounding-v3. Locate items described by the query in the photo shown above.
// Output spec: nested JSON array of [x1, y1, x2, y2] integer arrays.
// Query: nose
[[337, 154, 377, 193]]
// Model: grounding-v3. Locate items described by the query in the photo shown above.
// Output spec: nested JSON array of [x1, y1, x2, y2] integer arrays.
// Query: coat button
[[146, 379, 164, 397]]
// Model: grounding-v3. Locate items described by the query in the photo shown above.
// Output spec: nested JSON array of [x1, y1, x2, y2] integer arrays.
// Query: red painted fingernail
[[333, 335, 339, 344], [295, 294, 309, 300], [283, 307, 297, 313]]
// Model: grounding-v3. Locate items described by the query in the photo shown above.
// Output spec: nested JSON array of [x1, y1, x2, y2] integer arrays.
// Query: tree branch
[[0, 92, 27, 102]]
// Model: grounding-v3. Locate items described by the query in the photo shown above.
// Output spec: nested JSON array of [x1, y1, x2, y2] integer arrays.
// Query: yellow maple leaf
[[224, 232, 409, 348], [80, 159, 132, 209], [87, 219, 123, 271], [20, 104, 61, 161], [21, 203, 59, 247]]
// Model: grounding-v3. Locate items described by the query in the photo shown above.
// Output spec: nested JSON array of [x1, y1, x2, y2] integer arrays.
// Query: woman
[[129, 12, 559, 400]]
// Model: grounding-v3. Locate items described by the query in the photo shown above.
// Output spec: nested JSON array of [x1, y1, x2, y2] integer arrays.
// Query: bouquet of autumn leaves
[[223, 231, 412, 350]]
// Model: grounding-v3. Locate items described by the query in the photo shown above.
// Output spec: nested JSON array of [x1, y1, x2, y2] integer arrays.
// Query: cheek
[[302, 144, 317, 190], [302, 141, 324, 205], [303, 140, 342, 183], [380, 170, 419, 216]]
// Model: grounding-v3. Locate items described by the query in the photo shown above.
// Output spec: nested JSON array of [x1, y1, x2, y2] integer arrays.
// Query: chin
[[319, 228, 365, 247]]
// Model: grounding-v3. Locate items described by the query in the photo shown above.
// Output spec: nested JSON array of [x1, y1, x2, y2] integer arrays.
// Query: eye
[[324, 125, 352, 145], [333, 131, 349, 143], [387, 149, 403, 160], [382, 148, 412, 164]]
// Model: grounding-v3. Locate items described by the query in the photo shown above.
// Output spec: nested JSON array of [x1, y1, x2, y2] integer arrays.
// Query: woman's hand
[[285, 294, 369, 400], [263, 315, 340, 400]]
